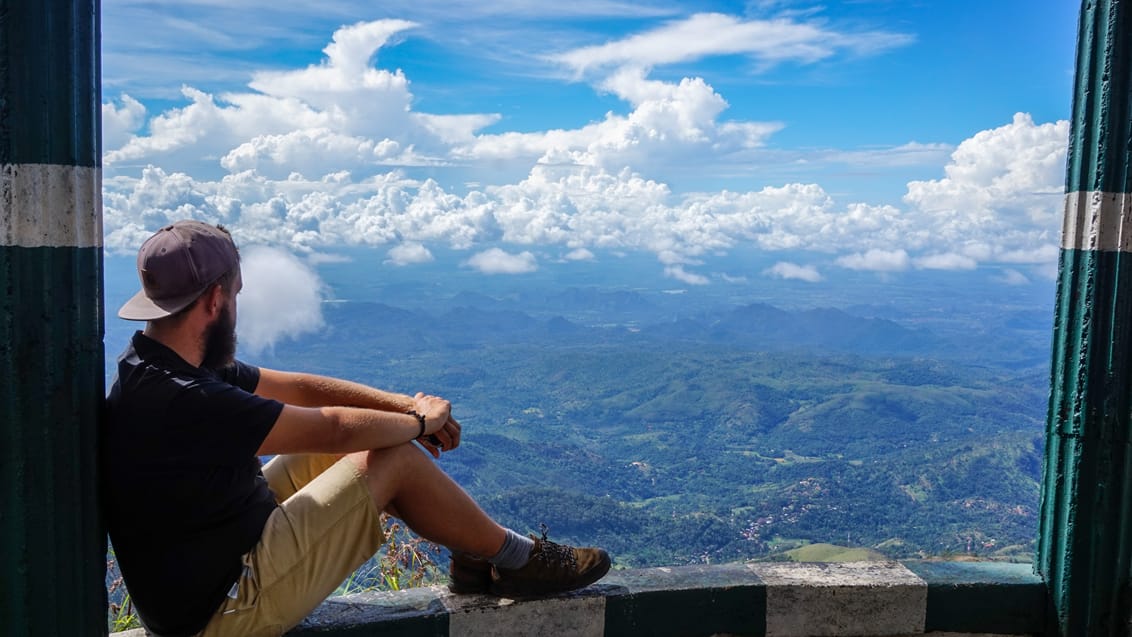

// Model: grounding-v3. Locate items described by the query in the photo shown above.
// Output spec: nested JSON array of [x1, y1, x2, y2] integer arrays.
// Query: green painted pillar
[[1038, 1, 1132, 635], [0, 1, 106, 636]]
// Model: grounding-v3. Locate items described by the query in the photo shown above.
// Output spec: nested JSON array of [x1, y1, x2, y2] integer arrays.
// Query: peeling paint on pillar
[[1037, 1, 1132, 636], [0, 1, 106, 636]]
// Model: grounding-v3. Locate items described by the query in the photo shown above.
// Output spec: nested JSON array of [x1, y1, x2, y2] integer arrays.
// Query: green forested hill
[[263, 301, 1047, 566]]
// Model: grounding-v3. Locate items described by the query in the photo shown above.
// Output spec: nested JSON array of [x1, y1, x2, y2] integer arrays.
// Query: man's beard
[[201, 304, 237, 371]]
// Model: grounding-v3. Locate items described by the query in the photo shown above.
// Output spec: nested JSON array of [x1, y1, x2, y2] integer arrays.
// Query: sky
[[99, 0, 1079, 349]]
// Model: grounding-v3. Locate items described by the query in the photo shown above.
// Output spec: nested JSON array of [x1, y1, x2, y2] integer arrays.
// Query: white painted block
[[446, 594, 606, 637], [1, 163, 102, 247], [1062, 190, 1132, 252], [751, 561, 927, 637]]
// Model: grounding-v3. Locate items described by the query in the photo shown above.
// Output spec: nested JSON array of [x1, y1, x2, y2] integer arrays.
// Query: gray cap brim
[[117, 287, 205, 321]]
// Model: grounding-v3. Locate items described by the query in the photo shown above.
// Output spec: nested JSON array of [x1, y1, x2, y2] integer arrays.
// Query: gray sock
[[489, 528, 535, 570]]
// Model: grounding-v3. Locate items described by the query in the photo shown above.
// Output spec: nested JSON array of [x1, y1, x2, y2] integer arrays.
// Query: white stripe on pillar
[[1, 163, 102, 248], [1061, 190, 1132, 252]]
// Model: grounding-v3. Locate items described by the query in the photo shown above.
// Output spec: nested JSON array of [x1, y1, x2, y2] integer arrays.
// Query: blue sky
[[100, 0, 1078, 303]]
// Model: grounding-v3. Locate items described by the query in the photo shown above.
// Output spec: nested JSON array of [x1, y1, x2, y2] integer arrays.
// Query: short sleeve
[[171, 376, 283, 462], [217, 360, 262, 394]]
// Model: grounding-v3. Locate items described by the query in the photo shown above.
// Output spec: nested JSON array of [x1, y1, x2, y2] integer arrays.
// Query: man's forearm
[[260, 395, 451, 456], [323, 405, 425, 452], [258, 369, 414, 412]]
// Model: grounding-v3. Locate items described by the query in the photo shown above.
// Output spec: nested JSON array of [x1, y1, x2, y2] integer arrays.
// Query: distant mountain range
[[259, 295, 1049, 567], [306, 292, 1046, 368]]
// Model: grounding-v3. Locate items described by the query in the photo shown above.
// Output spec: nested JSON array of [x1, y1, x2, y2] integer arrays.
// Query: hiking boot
[[489, 526, 611, 599], [448, 551, 493, 594]]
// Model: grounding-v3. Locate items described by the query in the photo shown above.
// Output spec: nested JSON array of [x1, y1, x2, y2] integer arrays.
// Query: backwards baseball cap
[[118, 220, 240, 321]]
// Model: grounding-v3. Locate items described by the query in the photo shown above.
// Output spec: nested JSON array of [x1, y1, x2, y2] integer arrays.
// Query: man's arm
[[258, 392, 449, 456], [256, 368, 414, 411], [254, 367, 461, 454]]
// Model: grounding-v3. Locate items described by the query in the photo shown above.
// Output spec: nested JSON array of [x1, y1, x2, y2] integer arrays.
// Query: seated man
[[102, 220, 610, 637]]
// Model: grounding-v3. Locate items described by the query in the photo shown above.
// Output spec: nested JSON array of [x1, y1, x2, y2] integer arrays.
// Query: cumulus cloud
[[386, 242, 434, 266], [996, 268, 1031, 285], [903, 113, 1067, 264], [465, 248, 538, 274], [664, 265, 709, 285], [564, 247, 596, 261], [103, 94, 147, 152], [101, 109, 1067, 284], [836, 248, 910, 272], [764, 261, 823, 282], [104, 20, 496, 175], [220, 128, 434, 179], [913, 252, 978, 271], [237, 246, 325, 354], [98, 19, 1068, 287], [457, 71, 784, 184], [996, 244, 1060, 264]]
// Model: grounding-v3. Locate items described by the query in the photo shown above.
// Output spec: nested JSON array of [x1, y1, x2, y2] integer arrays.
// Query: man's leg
[[348, 444, 611, 600], [200, 452, 385, 636], [200, 444, 609, 636], [264, 451, 504, 590], [260, 448, 505, 557], [261, 454, 341, 503], [345, 444, 507, 558], [199, 445, 509, 637]]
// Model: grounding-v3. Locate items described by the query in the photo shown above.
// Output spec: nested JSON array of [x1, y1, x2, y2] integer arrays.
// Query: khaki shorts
[[196, 454, 385, 637]]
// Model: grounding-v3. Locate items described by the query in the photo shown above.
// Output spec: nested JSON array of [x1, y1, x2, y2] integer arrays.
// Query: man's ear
[[204, 283, 225, 318]]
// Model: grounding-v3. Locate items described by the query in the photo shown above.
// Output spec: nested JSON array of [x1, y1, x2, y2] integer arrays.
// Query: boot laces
[[534, 523, 578, 571]]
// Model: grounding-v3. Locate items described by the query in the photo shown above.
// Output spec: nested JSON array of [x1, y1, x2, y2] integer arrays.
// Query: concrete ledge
[[112, 561, 1045, 637]]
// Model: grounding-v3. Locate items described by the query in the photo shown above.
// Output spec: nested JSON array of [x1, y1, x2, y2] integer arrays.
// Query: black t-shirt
[[103, 332, 285, 637]]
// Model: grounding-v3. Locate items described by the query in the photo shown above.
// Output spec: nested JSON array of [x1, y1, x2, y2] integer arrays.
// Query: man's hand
[[413, 392, 461, 458], [413, 392, 451, 431]]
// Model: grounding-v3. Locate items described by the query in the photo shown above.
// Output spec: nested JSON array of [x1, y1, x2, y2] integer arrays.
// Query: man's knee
[[345, 443, 423, 480]]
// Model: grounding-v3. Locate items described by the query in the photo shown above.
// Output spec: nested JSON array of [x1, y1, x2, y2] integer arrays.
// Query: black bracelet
[[406, 409, 427, 438]]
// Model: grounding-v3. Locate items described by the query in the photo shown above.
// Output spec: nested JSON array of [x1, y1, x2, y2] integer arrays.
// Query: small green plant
[[336, 515, 443, 594], [106, 551, 141, 631], [107, 516, 442, 631]]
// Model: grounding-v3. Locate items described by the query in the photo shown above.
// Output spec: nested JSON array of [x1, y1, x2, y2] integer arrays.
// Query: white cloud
[[1033, 261, 1060, 281], [819, 141, 952, 169], [903, 113, 1067, 264], [237, 245, 325, 354], [995, 245, 1060, 264], [220, 128, 437, 180], [913, 253, 978, 271], [836, 249, 910, 272], [550, 12, 912, 76], [101, 109, 1066, 282], [102, 94, 147, 152], [657, 250, 702, 266], [564, 247, 596, 261], [386, 242, 434, 266], [107, 19, 798, 191], [458, 71, 784, 185], [98, 18, 1068, 284], [996, 269, 1031, 285], [104, 20, 496, 175], [465, 248, 538, 274], [307, 252, 352, 265], [664, 265, 709, 285], [763, 261, 822, 282]]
